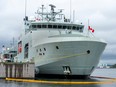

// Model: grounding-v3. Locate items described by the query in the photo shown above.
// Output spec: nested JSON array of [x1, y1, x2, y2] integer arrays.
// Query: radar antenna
[[49, 4, 56, 21], [49, 4, 56, 12], [49, 4, 63, 21]]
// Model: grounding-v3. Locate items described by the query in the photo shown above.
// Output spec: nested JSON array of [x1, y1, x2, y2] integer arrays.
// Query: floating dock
[[0, 62, 35, 79]]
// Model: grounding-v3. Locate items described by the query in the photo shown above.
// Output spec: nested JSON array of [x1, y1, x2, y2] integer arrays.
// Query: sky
[[0, 0, 116, 64]]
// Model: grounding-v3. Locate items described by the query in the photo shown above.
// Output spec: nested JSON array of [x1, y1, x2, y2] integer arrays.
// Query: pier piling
[[0, 62, 35, 79]]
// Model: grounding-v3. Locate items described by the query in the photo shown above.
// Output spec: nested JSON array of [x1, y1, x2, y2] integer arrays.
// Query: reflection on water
[[0, 69, 116, 87]]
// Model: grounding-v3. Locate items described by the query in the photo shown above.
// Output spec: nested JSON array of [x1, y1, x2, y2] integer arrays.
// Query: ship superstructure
[[17, 4, 106, 78]]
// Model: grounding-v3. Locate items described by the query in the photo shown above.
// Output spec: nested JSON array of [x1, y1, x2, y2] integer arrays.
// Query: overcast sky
[[0, 0, 116, 64]]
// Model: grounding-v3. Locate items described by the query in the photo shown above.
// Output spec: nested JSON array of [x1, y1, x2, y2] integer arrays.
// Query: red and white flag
[[88, 26, 94, 33], [35, 17, 40, 21]]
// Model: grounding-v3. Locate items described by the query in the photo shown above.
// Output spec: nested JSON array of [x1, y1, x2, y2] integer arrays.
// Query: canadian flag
[[88, 26, 94, 33]]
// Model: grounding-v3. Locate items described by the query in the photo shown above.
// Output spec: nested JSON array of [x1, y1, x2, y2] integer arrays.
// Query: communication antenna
[[25, 0, 27, 18], [70, 0, 72, 22], [24, 0, 28, 23], [24, 0, 28, 34], [25, 0, 27, 16], [13, 37, 15, 51], [40, 5, 45, 21], [73, 10, 75, 23]]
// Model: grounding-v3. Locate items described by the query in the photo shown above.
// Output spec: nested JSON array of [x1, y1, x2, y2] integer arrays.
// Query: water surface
[[0, 69, 116, 87]]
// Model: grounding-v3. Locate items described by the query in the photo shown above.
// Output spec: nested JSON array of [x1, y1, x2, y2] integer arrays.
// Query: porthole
[[87, 50, 90, 54], [43, 53, 45, 55], [44, 48, 46, 51], [39, 53, 42, 55], [40, 49, 42, 52], [56, 46, 59, 49]]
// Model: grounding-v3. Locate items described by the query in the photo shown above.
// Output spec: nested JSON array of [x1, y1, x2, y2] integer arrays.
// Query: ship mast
[[40, 5, 45, 21], [35, 4, 63, 22]]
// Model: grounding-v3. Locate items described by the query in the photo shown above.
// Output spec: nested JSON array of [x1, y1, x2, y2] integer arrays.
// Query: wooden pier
[[0, 62, 35, 79]]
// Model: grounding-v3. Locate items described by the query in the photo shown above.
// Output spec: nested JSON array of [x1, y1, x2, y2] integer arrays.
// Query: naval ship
[[17, 4, 106, 78]]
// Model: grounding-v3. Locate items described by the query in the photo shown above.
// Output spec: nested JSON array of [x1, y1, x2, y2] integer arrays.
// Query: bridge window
[[63, 26, 67, 29], [37, 25, 41, 28], [73, 26, 76, 30], [32, 24, 83, 32], [32, 25, 36, 28], [67, 26, 71, 29], [48, 25, 52, 28], [58, 25, 62, 29], [42, 25, 47, 28], [53, 25, 57, 28]]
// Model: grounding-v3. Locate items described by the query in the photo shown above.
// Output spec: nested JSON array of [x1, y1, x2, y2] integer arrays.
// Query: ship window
[[24, 43, 29, 58], [63, 26, 67, 29], [53, 25, 57, 28], [9, 51, 17, 54], [80, 26, 82, 29], [81, 26, 84, 32], [29, 25, 31, 28], [73, 26, 76, 30], [56, 46, 59, 49], [67, 26, 71, 29], [32, 25, 36, 28], [76, 27, 79, 30], [87, 50, 90, 54], [48, 25, 52, 28], [40, 49, 42, 52], [58, 25, 62, 29], [37, 25, 41, 28], [3, 54, 9, 58], [42, 25, 47, 28], [27, 23, 29, 26], [43, 53, 45, 55], [39, 53, 42, 55], [70, 26, 72, 29]]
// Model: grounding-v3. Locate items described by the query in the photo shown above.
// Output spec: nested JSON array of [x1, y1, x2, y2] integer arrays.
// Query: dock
[[0, 62, 35, 79]]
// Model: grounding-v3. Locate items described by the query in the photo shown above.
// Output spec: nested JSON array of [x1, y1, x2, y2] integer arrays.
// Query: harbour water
[[0, 69, 116, 87]]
